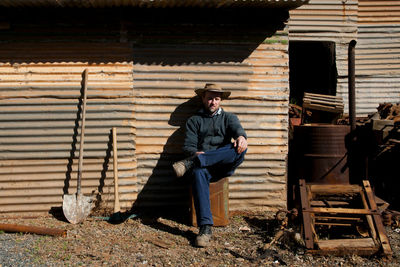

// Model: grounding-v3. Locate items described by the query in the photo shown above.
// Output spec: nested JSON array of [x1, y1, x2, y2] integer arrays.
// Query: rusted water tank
[[293, 125, 350, 184]]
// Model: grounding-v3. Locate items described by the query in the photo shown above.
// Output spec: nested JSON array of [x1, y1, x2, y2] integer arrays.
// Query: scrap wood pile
[[377, 103, 400, 122], [369, 103, 400, 155], [289, 92, 345, 128]]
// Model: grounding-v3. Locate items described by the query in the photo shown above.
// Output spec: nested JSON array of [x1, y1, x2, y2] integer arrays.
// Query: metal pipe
[[348, 40, 357, 131], [0, 223, 67, 237]]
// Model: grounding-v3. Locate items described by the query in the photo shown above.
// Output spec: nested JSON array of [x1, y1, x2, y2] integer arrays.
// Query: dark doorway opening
[[287, 41, 339, 209], [289, 41, 337, 106]]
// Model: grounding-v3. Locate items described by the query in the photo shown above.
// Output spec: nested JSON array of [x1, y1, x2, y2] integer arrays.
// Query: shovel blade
[[62, 193, 92, 224]]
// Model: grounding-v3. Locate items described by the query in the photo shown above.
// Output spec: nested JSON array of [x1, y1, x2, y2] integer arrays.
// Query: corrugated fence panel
[[350, 0, 400, 116], [289, 0, 359, 115], [0, 53, 135, 214]]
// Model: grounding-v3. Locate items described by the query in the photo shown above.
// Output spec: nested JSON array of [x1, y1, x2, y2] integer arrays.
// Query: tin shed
[[0, 1, 308, 215]]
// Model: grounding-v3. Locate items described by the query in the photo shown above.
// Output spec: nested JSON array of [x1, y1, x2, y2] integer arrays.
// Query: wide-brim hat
[[195, 83, 231, 99]]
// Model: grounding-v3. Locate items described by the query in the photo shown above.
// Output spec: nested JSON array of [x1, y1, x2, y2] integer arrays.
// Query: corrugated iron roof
[[0, 0, 308, 9]]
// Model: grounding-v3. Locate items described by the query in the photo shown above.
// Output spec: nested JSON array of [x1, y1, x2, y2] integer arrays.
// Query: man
[[173, 83, 247, 247]]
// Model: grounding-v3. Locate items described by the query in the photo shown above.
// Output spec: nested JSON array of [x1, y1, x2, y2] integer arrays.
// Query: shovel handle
[[77, 69, 88, 194]]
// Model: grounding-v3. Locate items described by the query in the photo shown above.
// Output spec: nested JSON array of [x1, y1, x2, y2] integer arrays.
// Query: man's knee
[[234, 149, 247, 164], [192, 167, 209, 182]]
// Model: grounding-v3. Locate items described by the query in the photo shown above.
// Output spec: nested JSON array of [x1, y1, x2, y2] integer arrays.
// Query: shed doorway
[[289, 41, 337, 106]]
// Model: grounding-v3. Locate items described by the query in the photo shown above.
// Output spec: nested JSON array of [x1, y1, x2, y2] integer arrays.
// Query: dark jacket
[[183, 108, 247, 156]]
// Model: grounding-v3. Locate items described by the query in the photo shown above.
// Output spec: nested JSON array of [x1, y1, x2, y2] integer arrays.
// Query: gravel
[[0, 233, 40, 266], [0, 211, 399, 266]]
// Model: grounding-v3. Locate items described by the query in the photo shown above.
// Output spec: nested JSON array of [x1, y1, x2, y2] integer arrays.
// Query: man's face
[[202, 91, 222, 115]]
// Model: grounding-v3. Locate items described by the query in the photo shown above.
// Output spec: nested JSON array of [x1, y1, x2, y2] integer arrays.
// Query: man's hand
[[195, 151, 205, 156], [234, 136, 247, 154]]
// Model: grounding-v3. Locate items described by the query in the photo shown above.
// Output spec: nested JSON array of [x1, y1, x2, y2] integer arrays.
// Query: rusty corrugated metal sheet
[[352, 0, 400, 115], [0, 44, 136, 214], [289, 0, 358, 40], [289, 0, 400, 117], [289, 0, 359, 115], [358, 0, 400, 24], [0, 0, 308, 9]]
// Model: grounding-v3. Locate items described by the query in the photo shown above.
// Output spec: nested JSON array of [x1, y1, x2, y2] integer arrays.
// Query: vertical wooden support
[[299, 179, 314, 249], [362, 180, 392, 256], [360, 189, 377, 242], [113, 127, 120, 213]]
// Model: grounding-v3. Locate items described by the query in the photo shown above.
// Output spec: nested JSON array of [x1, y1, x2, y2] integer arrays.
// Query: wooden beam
[[362, 180, 393, 256], [360, 187, 377, 242], [315, 216, 362, 222], [303, 207, 379, 215], [315, 222, 352, 227], [299, 179, 314, 249], [309, 184, 361, 194], [318, 238, 376, 250]]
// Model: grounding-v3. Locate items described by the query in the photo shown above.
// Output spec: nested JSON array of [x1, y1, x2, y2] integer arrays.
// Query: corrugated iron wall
[[356, 0, 400, 115], [0, 8, 290, 215], [0, 60, 136, 214], [0, 11, 136, 214], [289, 0, 359, 113], [132, 41, 289, 210], [130, 9, 290, 211]]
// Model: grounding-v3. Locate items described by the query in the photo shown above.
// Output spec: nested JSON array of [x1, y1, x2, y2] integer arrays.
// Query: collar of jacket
[[199, 107, 222, 117]]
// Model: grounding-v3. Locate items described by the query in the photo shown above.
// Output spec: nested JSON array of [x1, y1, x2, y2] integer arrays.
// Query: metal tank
[[293, 124, 350, 184]]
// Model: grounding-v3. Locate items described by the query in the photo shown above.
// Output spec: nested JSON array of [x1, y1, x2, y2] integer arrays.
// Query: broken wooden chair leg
[[299, 179, 392, 256]]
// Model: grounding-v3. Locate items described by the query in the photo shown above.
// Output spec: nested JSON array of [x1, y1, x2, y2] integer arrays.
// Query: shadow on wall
[[130, 97, 202, 222], [1, 7, 289, 65], [125, 8, 290, 220]]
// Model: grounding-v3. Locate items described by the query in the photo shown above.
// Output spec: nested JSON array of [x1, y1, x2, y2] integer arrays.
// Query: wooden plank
[[299, 179, 314, 249], [311, 200, 352, 207], [315, 222, 352, 226], [308, 186, 319, 244], [315, 216, 363, 222], [304, 92, 343, 100], [360, 187, 378, 242], [318, 238, 376, 250], [303, 102, 343, 113], [304, 207, 379, 215], [309, 184, 361, 194], [304, 94, 343, 100], [308, 247, 379, 256], [303, 98, 344, 107], [362, 180, 393, 256]]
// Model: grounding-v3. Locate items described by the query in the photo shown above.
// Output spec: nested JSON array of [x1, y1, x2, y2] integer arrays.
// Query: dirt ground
[[0, 210, 399, 267]]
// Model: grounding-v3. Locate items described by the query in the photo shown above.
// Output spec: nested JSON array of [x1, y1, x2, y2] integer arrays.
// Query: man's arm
[[182, 118, 200, 157], [227, 113, 247, 153]]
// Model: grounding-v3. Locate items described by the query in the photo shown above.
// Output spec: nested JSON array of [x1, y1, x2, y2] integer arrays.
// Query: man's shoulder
[[221, 110, 238, 119], [186, 113, 203, 124]]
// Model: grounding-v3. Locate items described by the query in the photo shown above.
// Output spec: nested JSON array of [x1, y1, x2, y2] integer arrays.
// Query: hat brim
[[195, 88, 231, 99]]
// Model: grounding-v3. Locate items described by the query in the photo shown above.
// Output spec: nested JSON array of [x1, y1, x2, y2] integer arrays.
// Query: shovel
[[62, 69, 93, 224]]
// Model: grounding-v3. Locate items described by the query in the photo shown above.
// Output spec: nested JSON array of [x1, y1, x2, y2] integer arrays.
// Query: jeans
[[191, 144, 247, 226]]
